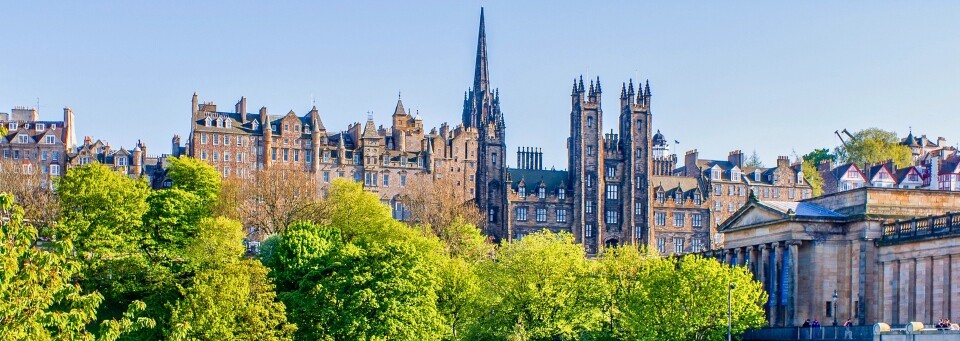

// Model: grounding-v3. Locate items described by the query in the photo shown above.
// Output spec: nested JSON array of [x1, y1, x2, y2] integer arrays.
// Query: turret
[[192, 92, 199, 117], [310, 106, 322, 172], [261, 107, 272, 169]]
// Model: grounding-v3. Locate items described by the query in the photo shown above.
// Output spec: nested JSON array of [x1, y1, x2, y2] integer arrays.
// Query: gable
[[723, 205, 784, 230]]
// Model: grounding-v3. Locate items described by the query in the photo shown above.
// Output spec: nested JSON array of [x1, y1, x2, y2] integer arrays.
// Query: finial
[[398, 91, 401, 100], [596, 76, 601, 93]]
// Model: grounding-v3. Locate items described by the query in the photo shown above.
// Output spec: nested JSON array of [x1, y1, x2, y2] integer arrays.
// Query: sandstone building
[[0, 106, 76, 178]]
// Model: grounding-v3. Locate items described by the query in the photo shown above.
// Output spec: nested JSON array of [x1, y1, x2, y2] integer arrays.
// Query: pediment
[[720, 203, 785, 231]]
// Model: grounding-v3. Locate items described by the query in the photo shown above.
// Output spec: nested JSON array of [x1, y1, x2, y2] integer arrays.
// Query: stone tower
[[569, 76, 604, 252], [619, 79, 654, 247], [468, 8, 509, 241]]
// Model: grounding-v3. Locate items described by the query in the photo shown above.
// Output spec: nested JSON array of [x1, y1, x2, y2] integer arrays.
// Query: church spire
[[474, 7, 490, 98]]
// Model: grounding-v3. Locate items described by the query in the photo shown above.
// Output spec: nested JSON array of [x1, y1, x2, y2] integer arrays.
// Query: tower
[[468, 8, 509, 241], [569, 76, 604, 252], [619, 79, 653, 247]]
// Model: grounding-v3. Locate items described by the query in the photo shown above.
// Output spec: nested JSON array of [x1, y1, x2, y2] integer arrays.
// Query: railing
[[743, 326, 876, 340], [882, 212, 960, 243]]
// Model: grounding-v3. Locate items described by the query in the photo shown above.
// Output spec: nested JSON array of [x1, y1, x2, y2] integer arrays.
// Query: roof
[[757, 201, 845, 218], [651, 175, 702, 193], [508, 168, 568, 193]]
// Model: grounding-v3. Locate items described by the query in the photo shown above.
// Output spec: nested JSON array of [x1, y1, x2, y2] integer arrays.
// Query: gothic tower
[[569, 76, 604, 253], [468, 8, 509, 241], [619, 79, 653, 247]]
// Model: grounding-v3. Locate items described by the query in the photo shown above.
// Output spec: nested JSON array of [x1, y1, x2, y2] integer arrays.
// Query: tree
[[220, 164, 325, 238], [469, 230, 603, 340], [801, 161, 825, 197], [0, 158, 59, 229], [605, 254, 767, 341], [267, 180, 447, 340], [0, 193, 154, 340], [745, 150, 764, 168], [169, 217, 295, 340], [404, 173, 483, 234], [56, 163, 151, 257], [141, 188, 203, 260], [165, 156, 222, 214], [836, 128, 912, 169]]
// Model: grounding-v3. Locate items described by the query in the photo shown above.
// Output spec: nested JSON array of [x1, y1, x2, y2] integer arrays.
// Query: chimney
[[777, 156, 789, 168], [818, 159, 833, 172], [727, 150, 744, 168], [931, 157, 940, 189], [63, 107, 76, 150], [236, 97, 247, 124], [684, 150, 699, 177]]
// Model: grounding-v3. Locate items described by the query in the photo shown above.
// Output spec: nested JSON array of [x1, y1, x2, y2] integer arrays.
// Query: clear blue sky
[[2, 1, 958, 169]]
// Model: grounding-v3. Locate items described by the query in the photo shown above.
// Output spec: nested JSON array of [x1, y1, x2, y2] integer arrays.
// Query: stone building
[[0, 106, 76, 178], [67, 136, 150, 178], [712, 187, 960, 327], [678, 149, 813, 242]]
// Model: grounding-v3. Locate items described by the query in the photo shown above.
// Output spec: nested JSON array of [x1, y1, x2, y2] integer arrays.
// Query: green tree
[[165, 156, 222, 213], [57, 163, 151, 257], [268, 180, 447, 340], [169, 217, 295, 340], [469, 230, 603, 340], [608, 254, 767, 341], [0, 193, 153, 340], [836, 128, 912, 169], [800, 148, 834, 197], [141, 188, 203, 260]]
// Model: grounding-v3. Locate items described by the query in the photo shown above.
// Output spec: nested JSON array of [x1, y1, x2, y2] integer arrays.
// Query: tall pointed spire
[[474, 7, 490, 98]]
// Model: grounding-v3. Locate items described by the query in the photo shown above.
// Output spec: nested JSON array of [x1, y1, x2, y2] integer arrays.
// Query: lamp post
[[832, 290, 839, 326], [728, 283, 736, 341]]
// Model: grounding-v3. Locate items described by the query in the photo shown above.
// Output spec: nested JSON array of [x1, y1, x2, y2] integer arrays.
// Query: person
[[938, 319, 945, 330], [843, 319, 853, 340], [812, 318, 821, 339], [802, 319, 811, 328], [802, 319, 811, 339]]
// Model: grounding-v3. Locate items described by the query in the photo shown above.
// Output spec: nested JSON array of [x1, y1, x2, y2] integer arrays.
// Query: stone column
[[734, 248, 743, 267], [771, 242, 782, 326], [747, 246, 758, 276], [788, 241, 801, 326], [725, 249, 733, 266]]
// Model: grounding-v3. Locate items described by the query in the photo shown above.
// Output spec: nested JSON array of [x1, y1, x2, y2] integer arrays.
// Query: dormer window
[[17, 134, 29, 144], [675, 191, 683, 204], [204, 117, 212, 126], [754, 170, 762, 182], [45, 135, 55, 144], [711, 168, 721, 181], [304, 124, 310, 132], [731, 168, 740, 182], [694, 192, 702, 205], [252, 120, 259, 130], [558, 188, 566, 200], [518, 185, 526, 197], [656, 191, 665, 203], [9, 122, 18, 130], [797, 171, 805, 185], [217, 117, 224, 128], [117, 157, 127, 166], [225, 120, 232, 128], [35, 123, 44, 131], [538, 187, 545, 199]]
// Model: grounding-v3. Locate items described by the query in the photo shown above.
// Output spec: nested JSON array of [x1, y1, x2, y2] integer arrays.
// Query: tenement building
[[0, 106, 76, 178], [68, 136, 152, 178], [711, 188, 960, 327]]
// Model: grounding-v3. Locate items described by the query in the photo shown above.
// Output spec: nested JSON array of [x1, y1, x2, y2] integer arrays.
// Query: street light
[[832, 290, 839, 326], [728, 283, 736, 341]]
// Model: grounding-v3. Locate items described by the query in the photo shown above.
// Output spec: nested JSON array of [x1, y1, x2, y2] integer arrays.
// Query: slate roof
[[757, 201, 845, 218], [651, 175, 703, 194], [508, 168, 568, 194]]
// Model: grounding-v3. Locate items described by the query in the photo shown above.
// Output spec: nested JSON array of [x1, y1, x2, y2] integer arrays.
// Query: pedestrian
[[843, 319, 853, 340], [802, 319, 811, 328], [812, 318, 821, 338]]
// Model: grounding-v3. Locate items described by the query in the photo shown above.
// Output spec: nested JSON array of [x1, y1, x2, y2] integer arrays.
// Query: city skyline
[[3, 2, 959, 168]]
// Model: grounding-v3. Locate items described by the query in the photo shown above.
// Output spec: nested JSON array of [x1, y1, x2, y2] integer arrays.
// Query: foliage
[[268, 180, 447, 340], [745, 150, 764, 168], [404, 174, 484, 233], [802, 148, 835, 166], [219, 164, 325, 238], [165, 156, 222, 214], [56, 163, 151, 257], [469, 230, 603, 340], [801, 161, 825, 197], [604, 254, 767, 341], [141, 188, 203, 260], [0, 158, 59, 229], [0, 193, 153, 340], [835, 128, 912, 169]]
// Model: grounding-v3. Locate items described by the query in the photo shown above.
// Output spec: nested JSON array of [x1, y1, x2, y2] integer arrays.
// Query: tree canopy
[[836, 128, 912, 169]]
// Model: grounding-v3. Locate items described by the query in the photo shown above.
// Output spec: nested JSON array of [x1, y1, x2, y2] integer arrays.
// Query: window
[[117, 157, 127, 166], [636, 176, 643, 189], [516, 207, 528, 221], [826, 301, 833, 318], [635, 202, 642, 216], [715, 184, 722, 196], [556, 209, 567, 223], [675, 191, 683, 204], [606, 166, 616, 177], [797, 172, 805, 184], [656, 191, 664, 203], [538, 187, 545, 199], [673, 213, 684, 227], [50, 164, 60, 176], [728, 203, 734, 212], [283, 124, 289, 132], [587, 116, 594, 128], [587, 146, 594, 156], [323, 152, 330, 162], [518, 185, 526, 197], [488, 209, 496, 223], [213, 134, 219, 145], [754, 170, 762, 182], [789, 189, 795, 199], [323, 171, 330, 183], [354, 153, 361, 164], [201, 151, 207, 160], [293, 150, 299, 162], [305, 153, 311, 163], [382, 174, 390, 187], [223, 167, 230, 177], [586, 174, 594, 187], [2, 150, 8, 158], [224, 135, 230, 145], [283, 149, 289, 161], [605, 210, 619, 224], [909, 173, 920, 182], [711, 168, 721, 180], [401, 175, 407, 186], [586, 224, 593, 238], [692, 214, 702, 228], [586, 200, 594, 214], [656, 238, 666, 254], [41, 151, 48, 161], [606, 185, 618, 199], [728, 186, 734, 196], [213, 152, 219, 161], [35, 123, 44, 131], [224, 153, 230, 162], [692, 239, 704, 252], [764, 187, 770, 198], [17, 135, 29, 144], [45, 135, 55, 144], [731, 169, 740, 182], [655, 212, 666, 226], [694, 193, 702, 205], [536, 208, 546, 222], [558, 188, 566, 200], [674, 238, 685, 254], [773, 188, 779, 198], [8, 122, 17, 130]]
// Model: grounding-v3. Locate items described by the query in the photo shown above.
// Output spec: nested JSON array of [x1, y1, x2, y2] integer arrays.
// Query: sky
[[2, 1, 959, 169]]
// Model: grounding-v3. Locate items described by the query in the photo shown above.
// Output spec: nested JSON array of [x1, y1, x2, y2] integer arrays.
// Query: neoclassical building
[[712, 187, 960, 327]]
